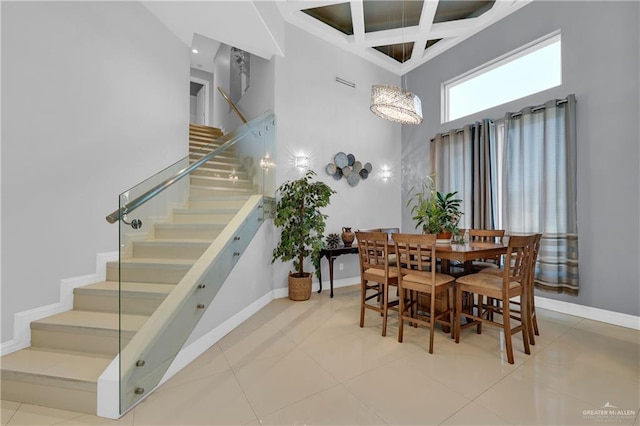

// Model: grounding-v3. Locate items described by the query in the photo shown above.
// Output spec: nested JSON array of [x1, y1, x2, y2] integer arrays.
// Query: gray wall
[[404, 1, 640, 316], [1, 1, 190, 342]]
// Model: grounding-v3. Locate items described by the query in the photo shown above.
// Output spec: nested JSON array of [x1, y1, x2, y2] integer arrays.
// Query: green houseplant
[[272, 170, 335, 300], [407, 175, 462, 238]]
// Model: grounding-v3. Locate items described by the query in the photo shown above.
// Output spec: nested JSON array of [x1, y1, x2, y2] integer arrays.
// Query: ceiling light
[[370, 85, 423, 125], [192, 48, 198, 54]]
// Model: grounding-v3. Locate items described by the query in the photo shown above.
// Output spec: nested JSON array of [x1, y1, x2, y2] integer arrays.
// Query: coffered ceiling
[[277, 0, 532, 75]]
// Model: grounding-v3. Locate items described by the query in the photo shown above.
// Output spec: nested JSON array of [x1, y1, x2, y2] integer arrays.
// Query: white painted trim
[[0, 251, 118, 356], [535, 296, 640, 330]]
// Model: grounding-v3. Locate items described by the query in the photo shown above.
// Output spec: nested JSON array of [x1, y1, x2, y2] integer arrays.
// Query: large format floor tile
[[2, 285, 639, 425]]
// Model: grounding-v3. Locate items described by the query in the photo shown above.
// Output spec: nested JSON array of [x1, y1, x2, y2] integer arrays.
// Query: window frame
[[441, 31, 562, 123]]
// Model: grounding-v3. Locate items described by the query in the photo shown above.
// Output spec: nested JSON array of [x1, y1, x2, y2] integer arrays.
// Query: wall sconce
[[294, 155, 309, 170], [380, 166, 392, 182], [260, 156, 274, 169]]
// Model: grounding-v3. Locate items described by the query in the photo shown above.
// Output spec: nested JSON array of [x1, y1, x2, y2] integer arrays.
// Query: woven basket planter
[[288, 272, 312, 301]]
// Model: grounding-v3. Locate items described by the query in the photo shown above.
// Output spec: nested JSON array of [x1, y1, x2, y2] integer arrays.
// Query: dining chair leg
[[525, 291, 536, 346], [448, 287, 455, 340], [429, 292, 436, 354], [381, 284, 387, 337], [476, 294, 483, 335], [398, 285, 405, 343], [455, 287, 463, 344], [359, 279, 366, 328], [521, 301, 531, 356], [503, 303, 515, 364]]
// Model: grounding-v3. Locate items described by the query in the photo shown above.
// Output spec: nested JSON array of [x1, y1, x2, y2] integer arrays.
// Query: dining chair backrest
[[358, 228, 399, 241], [500, 234, 537, 289], [355, 231, 392, 273], [391, 233, 437, 280], [469, 229, 505, 243], [469, 229, 506, 268]]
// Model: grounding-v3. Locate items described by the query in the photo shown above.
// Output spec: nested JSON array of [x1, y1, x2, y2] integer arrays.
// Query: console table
[[318, 245, 359, 297]]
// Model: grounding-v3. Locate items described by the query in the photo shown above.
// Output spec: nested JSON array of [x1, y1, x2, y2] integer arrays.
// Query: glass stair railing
[[106, 111, 276, 415]]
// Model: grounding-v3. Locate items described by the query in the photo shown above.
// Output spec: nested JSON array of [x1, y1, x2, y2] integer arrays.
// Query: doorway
[[189, 77, 210, 126]]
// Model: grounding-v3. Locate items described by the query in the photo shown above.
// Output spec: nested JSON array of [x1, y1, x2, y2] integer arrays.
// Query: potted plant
[[407, 175, 462, 240], [272, 170, 336, 300]]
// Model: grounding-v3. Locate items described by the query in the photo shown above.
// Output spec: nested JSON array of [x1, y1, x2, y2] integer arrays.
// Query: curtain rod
[[430, 97, 570, 142]]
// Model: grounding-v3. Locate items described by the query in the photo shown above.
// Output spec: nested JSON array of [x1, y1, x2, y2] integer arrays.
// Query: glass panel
[[363, 1, 423, 33], [302, 3, 353, 36], [118, 112, 275, 414], [433, 0, 494, 24], [373, 42, 414, 63]]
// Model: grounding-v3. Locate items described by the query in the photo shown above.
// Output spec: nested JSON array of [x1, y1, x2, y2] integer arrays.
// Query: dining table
[[435, 240, 507, 275]]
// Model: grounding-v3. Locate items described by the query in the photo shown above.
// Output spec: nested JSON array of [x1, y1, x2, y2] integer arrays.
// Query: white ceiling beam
[[350, 0, 365, 44]]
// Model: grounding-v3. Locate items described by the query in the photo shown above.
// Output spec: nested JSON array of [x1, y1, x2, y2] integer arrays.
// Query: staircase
[[0, 124, 257, 415]]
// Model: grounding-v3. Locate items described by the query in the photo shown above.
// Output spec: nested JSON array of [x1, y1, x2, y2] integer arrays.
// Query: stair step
[[154, 223, 225, 239], [188, 197, 250, 210], [191, 168, 249, 180], [189, 123, 223, 134], [172, 208, 238, 224], [189, 186, 255, 198], [1, 348, 111, 415], [133, 239, 212, 259], [190, 175, 253, 190], [190, 162, 241, 174], [189, 151, 237, 163], [31, 311, 148, 356], [107, 258, 194, 284], [74, 281, 174, 315]]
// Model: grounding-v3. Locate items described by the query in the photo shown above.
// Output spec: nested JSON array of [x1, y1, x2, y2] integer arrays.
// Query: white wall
[[404, 1, 640, 316], [0, 1, 190, 342], [273, 23, 403, 287]]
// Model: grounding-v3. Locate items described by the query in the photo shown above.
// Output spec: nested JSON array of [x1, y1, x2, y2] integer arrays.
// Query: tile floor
[[2, 284, 639, 425]]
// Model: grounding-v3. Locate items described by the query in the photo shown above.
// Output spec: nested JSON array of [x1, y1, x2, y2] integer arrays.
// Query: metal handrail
[[217, 86, 248, 124], [105, 113, 267, 223]]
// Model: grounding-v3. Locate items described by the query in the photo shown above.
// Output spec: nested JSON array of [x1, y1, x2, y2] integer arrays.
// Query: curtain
[[431, 119, 498, 230], [502, 94, 579, 295]]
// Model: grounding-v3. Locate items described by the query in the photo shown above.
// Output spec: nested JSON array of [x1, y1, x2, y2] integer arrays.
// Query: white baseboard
[[272, 275, 361, 300], [0, 251, 118, 356], [535, 296, 640, 330]]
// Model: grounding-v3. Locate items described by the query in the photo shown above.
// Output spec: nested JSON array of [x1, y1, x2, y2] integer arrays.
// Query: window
[[442, 32, 562, 123]]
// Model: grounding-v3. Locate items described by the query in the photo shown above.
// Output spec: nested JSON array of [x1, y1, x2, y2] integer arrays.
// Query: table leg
[[317, 255, 324, 294], [328, 256, 336, 298]]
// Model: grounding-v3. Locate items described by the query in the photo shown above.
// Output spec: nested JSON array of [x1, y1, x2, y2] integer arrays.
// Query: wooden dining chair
[[355, 231, 399, 337], [479, 233, 542, 345], [455, 234, 536, 364], [469, 229, 506, 270], [392, 233, 455, 354]]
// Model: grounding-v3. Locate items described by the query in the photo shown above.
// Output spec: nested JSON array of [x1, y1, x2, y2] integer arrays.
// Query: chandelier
[[370, 84, 423, 125]]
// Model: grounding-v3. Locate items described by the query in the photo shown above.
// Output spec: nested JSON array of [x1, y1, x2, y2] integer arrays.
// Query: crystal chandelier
[[370, 85, 423, 125]]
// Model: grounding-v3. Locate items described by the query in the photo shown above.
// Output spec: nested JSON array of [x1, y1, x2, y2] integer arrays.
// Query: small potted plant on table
[[407, 175, 462, 241], [272, 170, 335, 300]]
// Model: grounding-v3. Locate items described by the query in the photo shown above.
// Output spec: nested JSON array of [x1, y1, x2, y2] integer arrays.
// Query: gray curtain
[[431, 119, 498, 230], [502, 94, 579, 295]]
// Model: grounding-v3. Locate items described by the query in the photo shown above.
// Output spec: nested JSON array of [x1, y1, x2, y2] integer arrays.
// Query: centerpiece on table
[[406, 175, 462, 243]]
